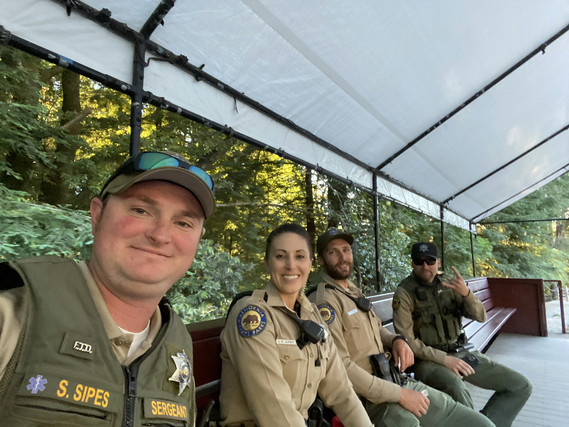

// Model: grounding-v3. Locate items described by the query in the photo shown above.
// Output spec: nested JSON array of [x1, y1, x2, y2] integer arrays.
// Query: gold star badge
[[169, 350, 192, 396]]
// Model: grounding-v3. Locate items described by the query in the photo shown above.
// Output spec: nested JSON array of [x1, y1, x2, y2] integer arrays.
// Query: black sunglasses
[[412, 257, 437, 266]]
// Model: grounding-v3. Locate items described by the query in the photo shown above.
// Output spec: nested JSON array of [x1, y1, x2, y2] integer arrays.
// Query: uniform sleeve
[[379, 322, 397, 349], [221, 305, 307, 427], [324, 299, 401, 404], [461, 291, 487, 322], [0, 287, 26, 381], [392, 287, 447, 365], [317, 337, 373, 427]]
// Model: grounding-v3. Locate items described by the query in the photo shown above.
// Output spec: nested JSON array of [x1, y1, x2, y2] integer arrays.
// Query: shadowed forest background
[[1, 45, 568, 322]]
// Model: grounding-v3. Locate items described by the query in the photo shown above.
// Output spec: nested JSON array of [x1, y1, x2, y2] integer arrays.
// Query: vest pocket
[[8, 401, 113, 425]]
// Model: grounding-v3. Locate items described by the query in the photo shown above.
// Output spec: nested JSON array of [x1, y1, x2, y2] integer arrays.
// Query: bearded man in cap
[[309, 229, 496, 427], [393, 242, 532, 427], [0, 151, 216, 426]]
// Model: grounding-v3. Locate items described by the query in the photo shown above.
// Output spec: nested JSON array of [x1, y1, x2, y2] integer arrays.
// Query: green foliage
[[0, 184, 93, 260], [477, 173, 569, 283], [166, 240, 253, 323]]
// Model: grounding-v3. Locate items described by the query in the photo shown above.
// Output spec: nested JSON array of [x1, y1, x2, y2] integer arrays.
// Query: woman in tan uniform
[[219, 223, 372, 427]]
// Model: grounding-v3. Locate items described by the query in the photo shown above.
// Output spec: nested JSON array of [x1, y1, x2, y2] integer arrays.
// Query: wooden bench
[[188, 277, 517, 425], [461, 277, 517, 352]]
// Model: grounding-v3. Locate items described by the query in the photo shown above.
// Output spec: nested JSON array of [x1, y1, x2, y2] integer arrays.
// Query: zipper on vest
[[122, 364, 139, 427]]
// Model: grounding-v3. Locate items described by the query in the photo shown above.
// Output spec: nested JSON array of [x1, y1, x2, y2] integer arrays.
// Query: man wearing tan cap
[[0, 151, 215, 426]]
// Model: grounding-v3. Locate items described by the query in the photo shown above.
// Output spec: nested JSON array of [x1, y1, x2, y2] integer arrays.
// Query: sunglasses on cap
[[102, 151, 214, 194], [412, 257, 437, 266]]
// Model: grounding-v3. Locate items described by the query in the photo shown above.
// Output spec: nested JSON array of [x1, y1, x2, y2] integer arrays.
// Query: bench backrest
[[187, 318, 224, 413], [369, 292, 395, 333]]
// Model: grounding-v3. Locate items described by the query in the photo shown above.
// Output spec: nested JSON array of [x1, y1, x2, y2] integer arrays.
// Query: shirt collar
[[264, 281, 315, 314]]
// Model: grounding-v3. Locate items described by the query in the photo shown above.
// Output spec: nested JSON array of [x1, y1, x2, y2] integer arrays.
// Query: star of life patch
[[317, 303, 335, 325], [27, 375, 47, 394], [237, 305, 267, 337]]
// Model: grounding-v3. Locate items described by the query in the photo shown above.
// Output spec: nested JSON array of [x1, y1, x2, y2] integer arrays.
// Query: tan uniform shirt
[[393, 273, 487, 364], [0, 260, 161, 379], [220, 281, 372, 427], [309, 274, 401, 404]]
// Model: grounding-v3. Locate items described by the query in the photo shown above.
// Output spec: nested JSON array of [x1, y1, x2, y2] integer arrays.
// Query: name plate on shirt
[[276, 339, 297, 345], [348, 308, 358, 316]]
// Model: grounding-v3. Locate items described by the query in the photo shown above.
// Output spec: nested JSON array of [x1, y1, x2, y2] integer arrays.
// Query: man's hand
[[443, 355, 475, 377], [392, 339, 414, 372], [441, 266, 470, 297], [399, 387, 429, 418]]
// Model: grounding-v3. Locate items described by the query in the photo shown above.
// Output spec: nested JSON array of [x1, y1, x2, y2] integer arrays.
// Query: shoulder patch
[[237, 305, 267, 337], [317, 303, 335, 325], [392, 295, 401, 311]]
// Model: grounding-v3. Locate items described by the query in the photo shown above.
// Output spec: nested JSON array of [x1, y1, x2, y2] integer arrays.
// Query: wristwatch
[[392, 335, 409, 345]]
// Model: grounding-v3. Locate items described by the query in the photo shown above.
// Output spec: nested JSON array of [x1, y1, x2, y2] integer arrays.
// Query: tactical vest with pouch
[[398, 275, 463, 348]]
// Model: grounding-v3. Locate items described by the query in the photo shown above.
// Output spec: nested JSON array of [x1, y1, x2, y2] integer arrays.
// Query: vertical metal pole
[[440, 206, 445, 271], [373, 174, 381, 293], [129, 34, 145, 156], [129, 0, 176, 156], [559, 281, 566, 334], [470, 225, 476, 277]]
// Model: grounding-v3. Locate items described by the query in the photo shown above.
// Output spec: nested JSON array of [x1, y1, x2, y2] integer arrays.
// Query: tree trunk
[[0, 47, 42, 195], [304, 169, 316, 255], [39, 69, 82, 205], [327, 179, 348, 228]]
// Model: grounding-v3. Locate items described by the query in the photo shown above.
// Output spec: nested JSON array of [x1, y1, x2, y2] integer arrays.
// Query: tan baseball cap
[[317, 228, 354, 255], [100, 151, 216, 218]]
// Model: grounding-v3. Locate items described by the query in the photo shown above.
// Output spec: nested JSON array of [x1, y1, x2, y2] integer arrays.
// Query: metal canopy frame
[[2, 0, 569, 239]]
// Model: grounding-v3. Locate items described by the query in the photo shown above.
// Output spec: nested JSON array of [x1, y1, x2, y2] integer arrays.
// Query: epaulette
[[226, 290, 268, 319], [305, 283, 333, 297], [305, 285, 318, 296]]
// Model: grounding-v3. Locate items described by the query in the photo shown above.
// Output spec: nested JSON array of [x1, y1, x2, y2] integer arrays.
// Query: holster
[[307, 397, 331, 427], [369, 353, 406, 386]]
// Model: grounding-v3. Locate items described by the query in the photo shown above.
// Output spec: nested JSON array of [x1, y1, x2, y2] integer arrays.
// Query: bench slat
[[463, 306, 507, 338], [467, 278, 490, 293], [467, 307, 516, 351], [475, 288, 491, 303]]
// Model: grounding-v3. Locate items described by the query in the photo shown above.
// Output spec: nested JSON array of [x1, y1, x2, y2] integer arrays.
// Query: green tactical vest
[[0, 256, 195, 427], [398, 274, 463, 348]]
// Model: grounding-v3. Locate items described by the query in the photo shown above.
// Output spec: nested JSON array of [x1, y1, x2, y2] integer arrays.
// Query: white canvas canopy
[[2, 0, 569, 232]]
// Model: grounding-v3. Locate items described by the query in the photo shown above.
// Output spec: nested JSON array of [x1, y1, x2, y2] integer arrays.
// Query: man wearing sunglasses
[[0, 151, 215, 426], [309, 230, 495, 426], [393, 242, 531, 427]]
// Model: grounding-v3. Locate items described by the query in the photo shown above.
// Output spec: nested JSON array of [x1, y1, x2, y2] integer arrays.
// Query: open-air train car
[[2, 1, 568, 425]]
